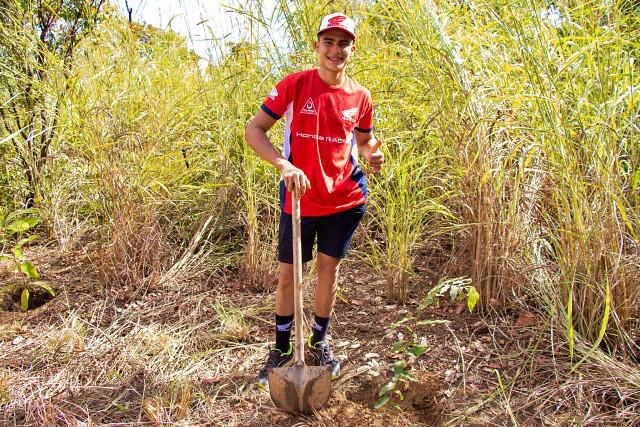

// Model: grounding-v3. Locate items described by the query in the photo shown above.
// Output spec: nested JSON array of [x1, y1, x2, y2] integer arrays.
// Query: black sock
[[311, 314, 330, 346], [275, 314, 294, 353]]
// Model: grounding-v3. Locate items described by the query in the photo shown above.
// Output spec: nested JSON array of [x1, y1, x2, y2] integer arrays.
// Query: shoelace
[[265, 350, 288, 368], [315, 344, 334, 363]]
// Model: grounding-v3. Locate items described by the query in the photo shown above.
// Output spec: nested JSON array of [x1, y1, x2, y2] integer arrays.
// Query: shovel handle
[[292, 189, 305, 366]]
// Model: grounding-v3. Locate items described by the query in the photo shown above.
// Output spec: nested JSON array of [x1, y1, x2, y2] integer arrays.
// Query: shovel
[[268, 189, 332, 414]]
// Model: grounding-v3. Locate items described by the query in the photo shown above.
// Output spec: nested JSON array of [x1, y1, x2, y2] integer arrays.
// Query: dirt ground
[[0, 245, 560, 426]]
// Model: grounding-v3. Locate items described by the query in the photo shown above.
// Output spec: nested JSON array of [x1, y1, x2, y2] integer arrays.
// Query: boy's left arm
[[355, 130, 384, 173]]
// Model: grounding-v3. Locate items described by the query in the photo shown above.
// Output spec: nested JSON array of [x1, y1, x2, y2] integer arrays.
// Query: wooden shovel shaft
[[292, 190, 304, 365], [267, 190, 332, 414]]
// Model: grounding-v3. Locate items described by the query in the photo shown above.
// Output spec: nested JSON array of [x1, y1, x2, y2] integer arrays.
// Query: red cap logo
[[318, 13, 356, 39], [327, 16, 346, 27]]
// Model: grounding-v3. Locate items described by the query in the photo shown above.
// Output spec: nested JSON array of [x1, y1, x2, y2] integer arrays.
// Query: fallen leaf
[[444, 368, 456, 382], [515, 309, 538, 327], [356, 365, 371, 375], [202, 377, 220, 385], [364, 352, 380, 359]]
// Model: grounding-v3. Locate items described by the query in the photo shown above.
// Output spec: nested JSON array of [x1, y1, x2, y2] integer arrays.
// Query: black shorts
[[277, 204, 366, 264]]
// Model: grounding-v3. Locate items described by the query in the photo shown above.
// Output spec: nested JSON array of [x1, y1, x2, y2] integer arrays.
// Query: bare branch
[[125, 0, 133, 23]]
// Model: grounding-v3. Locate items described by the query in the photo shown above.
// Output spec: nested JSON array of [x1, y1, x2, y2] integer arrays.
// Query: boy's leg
[[308, 252, 342, 379], [309, 204, 365, 379], [314, 253, 340, 317], [274, 262, 294, 354], [314, 203, 365, 322], [276, 262, 294, 317]]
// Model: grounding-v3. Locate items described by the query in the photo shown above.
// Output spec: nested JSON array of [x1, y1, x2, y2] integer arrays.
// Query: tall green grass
[[344, 0, 639, 354]]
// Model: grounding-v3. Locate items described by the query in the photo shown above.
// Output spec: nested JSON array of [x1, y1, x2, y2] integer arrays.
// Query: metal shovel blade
[[267, 364, 331, 414]]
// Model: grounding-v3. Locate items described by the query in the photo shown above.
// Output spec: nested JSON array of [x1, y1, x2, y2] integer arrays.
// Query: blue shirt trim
[[261, 104, 281, 120], [349, 155, 368, 201], [355, 126, 373, 133]]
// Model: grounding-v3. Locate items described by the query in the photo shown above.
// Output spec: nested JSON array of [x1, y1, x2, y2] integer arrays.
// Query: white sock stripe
[[312, 321, 324, 331], [276, 321, 293, 332]]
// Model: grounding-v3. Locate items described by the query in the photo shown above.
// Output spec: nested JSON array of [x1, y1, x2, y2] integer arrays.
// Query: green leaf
[[374, 394, 390, 410], [467, 287, 480, 312], [393, 360, 407, 374], [567, 286, 574, 360], [113, 400, 131, 412], [378, 380, 396, 397], [11, 247, 23, 259], [7, 218, 40, 234], [21, 288, 29, 311], [571, 278, 611, 372], [5, 209, 39, 223], [33, 281, 55, 296], [392, 340, 405, 352], [16, 235, 38, 250], [421, 294, 434, 308], [19, 261, 40, 279], [397, 371, 418, 381], [450, 285, 459, 301], [406, 345, 427, 357], [391, 316, 414, 329], [0, 254, 11, 262]]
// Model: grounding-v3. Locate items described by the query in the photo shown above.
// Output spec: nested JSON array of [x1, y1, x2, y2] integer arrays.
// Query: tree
[[0, 0, 105, 207]]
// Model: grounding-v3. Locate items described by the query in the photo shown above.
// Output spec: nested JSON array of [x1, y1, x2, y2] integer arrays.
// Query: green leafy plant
[[419, 277, 479, 313], [375, 316, 435, 410], [374, 279, 478, 412], [375, 360, 418, 410], [0, 209, 54, 311]]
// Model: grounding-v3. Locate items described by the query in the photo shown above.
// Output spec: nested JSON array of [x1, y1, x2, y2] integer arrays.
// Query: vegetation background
[[0, 0, 638, 425]]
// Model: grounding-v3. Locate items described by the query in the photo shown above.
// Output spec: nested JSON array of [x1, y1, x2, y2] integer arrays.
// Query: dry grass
[[2, 249, 640, 425], [0, 275, 271, 425]]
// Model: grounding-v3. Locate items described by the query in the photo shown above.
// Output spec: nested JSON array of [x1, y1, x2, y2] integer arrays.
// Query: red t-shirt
[[261, 69, 373, 216]]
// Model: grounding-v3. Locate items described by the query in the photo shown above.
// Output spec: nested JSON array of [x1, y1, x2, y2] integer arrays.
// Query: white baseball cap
[[317, 13, 356, 40]]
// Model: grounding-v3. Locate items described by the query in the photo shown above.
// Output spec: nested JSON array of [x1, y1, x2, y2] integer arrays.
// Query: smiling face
[[314, 29, 356, 74]]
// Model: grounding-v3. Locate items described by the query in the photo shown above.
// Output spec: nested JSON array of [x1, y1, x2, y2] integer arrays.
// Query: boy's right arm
[[244, 110, 311, 195]]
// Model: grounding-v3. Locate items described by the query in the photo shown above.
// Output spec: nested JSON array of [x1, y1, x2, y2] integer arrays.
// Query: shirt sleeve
[[261, 75, 291, 120], [355, 90, 373, 133]]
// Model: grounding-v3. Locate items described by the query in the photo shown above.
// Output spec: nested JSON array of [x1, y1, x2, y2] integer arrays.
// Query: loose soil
[[0, 245, 570, 426]]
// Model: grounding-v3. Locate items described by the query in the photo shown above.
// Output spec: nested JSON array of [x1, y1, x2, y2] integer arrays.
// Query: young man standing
[[244, 13, 384, 389]]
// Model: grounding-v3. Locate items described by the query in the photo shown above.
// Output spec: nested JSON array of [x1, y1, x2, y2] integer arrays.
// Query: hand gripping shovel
[[268, 190, 332, 414]]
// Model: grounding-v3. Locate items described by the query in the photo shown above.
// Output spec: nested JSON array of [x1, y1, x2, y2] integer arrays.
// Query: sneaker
[[256, 344, 293, 389], [307, 336, 340, 380]]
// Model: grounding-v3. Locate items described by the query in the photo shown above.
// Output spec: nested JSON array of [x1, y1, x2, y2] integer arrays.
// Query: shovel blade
[[268, 365, 331, 414]]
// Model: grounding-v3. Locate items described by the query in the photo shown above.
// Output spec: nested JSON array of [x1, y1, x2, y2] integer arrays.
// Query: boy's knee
[[278, 262, 294, 289], [317, 254, 340, 277]]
